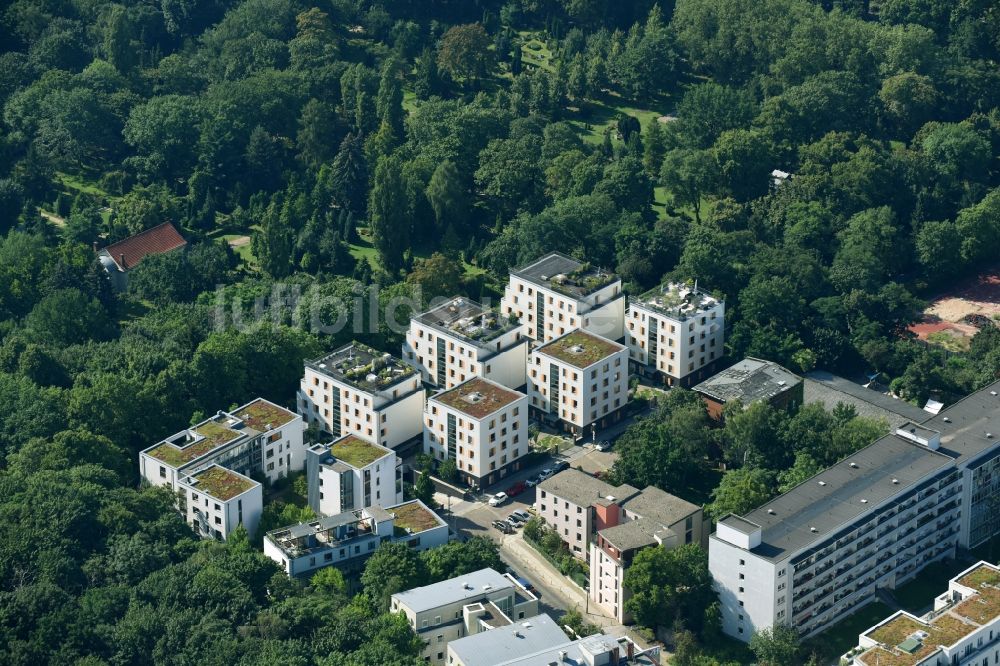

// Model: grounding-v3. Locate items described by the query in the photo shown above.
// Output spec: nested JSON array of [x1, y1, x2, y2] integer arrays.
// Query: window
[[159, 466, 167, 478]]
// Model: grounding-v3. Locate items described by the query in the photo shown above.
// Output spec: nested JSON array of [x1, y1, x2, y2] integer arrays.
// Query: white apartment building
[[847, 561, 1000, 666], [711, 380, 1000, 643], [625, 281, 724, 387], [502, 252, 625, 343], [178, 464, 262, 541], [390, 568, 539, 665], [305, 435, 402, 517], [298, 342, 424, 450], [404, 296, 528, 390], [528, 329, 628, 435], [424, 377, 528, 488], [139, 398, 306, 491], [264, 499, 447, 577], [589, 486, 707, 623]]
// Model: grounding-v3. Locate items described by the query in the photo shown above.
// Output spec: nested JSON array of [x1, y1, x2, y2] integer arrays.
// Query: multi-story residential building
[[263, 499, 447, 577], [589, 486, 707, 623], [139, 398, 305, 491], [404, 297, 528, 390], [390, 568, 539, 665], [710, 380, 1000, 643], [305, 435, 402, 517], [625, 281, 724, 387], [424, 377, 529, 488], [537, 468, 641, 561], [528, 329, 628, 435], [178, 464, 262, 541], [502, 252, 625, 343], [298, 342, 424, 450], [847, 561, 1000, 666], [693, 357, 803, 420]]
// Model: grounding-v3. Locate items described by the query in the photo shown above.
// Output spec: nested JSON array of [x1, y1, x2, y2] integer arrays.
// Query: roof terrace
[[186, 465, 257, 501], [432, 377, 523, 419], [536, 329, 623, 369], [146, 414, 244, 467], [635, 281, 720, 320], [307, 342, 416, 393], [513, 252, 619, 298], [389, 500, 445, 536], [415, 297, 520, 344]]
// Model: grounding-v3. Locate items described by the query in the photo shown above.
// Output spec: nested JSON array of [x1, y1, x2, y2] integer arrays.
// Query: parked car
[[515, 576, 537, 594], [595, 440, 612, 452], [525, 477, 538, 487], [488, 492, 508, 507], [538, 468, 554, 481], [506, 481, 526, 497], [492, 519, 514, 534], [552, 460, 569, 472], [506, 516, 521, 529], [510, 509, 531, 523]]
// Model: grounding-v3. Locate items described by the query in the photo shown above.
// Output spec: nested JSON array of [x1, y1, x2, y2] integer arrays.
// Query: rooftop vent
[[988, 433, 994, 439], [992, 391, 998, 396], [462, 582, 471, 590], [943, 417, 951, 423], [463, 391, 485, 404], [777, 380, 786, 386], [818, 481, 827, 486], [483, 584, 492, 591], [850, 462, 859, 469], [568, 344, 586, 354], [767, 509, 776, 515], [861, 499, 868, 504], [522, 621, 532, 628], [810, 527, 818, 533], [892, 478, 900, 484]]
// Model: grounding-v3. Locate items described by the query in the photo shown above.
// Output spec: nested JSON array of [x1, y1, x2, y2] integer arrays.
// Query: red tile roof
[[101, 222, 186, 270]]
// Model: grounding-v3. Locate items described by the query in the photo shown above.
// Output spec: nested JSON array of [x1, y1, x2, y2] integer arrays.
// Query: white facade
[[306, 435, 401, 516], [528, 330, 628, 433], [178, 464, 262, 541], [502, 253, 625, 343], [626, 282, 724, 387], [404, 297, 528, 390], [424, 377, 528, 488], [298, 343, 425, 450]]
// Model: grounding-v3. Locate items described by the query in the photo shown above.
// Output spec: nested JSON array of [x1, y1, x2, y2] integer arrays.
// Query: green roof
[[148, 419, 241, 467], [537, 329, 622, 368], [391, 501, 441, 535], [235, 399, 296, 431], [330, 435, 389, 468], [190, 466, 256, 501], [433, 377, 522, 419]]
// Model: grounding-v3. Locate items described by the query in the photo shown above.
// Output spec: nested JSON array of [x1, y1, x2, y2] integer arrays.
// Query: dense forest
[[1, 0, 1000, 663]]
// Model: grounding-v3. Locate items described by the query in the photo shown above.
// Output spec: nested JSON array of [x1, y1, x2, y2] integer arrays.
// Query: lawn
[[535, 434, 572, 453], [331, 435, 388, 468], [194, 466, 256, 501], [517, 31, 555, 73], [55, 170, 113, 199], [803, 601, 892, 663], [392, 501, 441, 534], [351, 227, 488, 281]]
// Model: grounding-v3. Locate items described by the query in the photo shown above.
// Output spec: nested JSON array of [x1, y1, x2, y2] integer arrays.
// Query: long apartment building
[[298, 342, 424, 450], [305, 435, 402, 517], [847, 561, 1000, 666], [390, 568, 539, 665], [424, 377, 528, 488], [710, 380, 1000, 642], [625, 281, 724, 387], [140, 398, 306, 491], [502, 252, 625, 343], [404, 296, 528, 390], [528, 329, 628, 435], [264, 499, 447, 577]]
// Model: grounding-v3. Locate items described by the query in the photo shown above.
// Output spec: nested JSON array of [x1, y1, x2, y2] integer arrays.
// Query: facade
[[502, 252, 626, 343], [589, 486, 707, 623], [424, 377, 529, 488], [139, 398, 305, 491], [625, 281, 724, 387], [264, 499, 447, 577], [390, 568, 539, 665], [528, 329, 629, 435], [848, 561, 1000, 666], [693, 357, 803, 420], [298, 342, 425, 450], [404, 296, 528, 390], [178, 464, 262, 541], [97, 222, 187, 291], [710, 380, 1000, 643], [305, 435, 401, 517]]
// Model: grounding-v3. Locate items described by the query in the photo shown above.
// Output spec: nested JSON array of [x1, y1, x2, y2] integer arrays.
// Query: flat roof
[[693, 357, 801, 405], [920, 379, 1000, 466], [432, 377, 524, 419], [599, 519, 671, 552], [538, 469, 640, 508], [512, 252, 619, 298], [387, 500, 445, 535], [634, 281, 721, 320], [495, 634, 657, 666], [448, 614, 570, 666], [306, 342, 416, 393], [804, 371, 928, 427], [145, 413, 247, 467], [732, 434, 954, 561], [232, 398, 297, 431], [327, 435, 392, 468], [415, 297, 520, 345], [392, 568, 514, 613], [536, 329, 624, 369], [621, 485, 701, 526], [185, 464, 257, 501]]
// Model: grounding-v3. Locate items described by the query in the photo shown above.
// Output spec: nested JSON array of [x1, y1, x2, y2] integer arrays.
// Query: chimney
[[92, 241, 99, 252], [119, 253, 127, 269]]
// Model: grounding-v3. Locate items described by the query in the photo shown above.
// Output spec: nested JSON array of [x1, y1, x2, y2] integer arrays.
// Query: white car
[[488, 492, 508, 507], [538, 468, 554, 481], [595, 440, 612, 452]]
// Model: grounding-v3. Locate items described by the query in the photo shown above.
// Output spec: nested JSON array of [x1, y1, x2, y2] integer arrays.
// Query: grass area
[[803, 601, 892, 663], [148, 419, 240, 467], [351, 227, 489, 281], [567, 94, 670, 146], [894, 559, 968, 614], [634, 385, 668, 401], [517, 31, 555, 73], [926, 330, 971, 352], [331, 435, 388, 468], [391, 500, 441, 534], [402, 88, 418, 114], [535, 434, 573, 453], [55, 170, 113, 199], [193, 466, 256, 500], [698, 634, 755, 664], [234, 399, 295, 431]]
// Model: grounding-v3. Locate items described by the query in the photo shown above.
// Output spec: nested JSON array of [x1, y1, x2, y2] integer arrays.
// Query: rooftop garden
[[192, 466, 256, 501], [323, 343, 414, 391], [958, 564, 1000, 590], [434, 378, 521, 419], [330, 436, 387, 468], [147, 420, 240, 467], [547, 262, 618, 297], [391, 501, 440, 536], [539, 330, 621, 368], [954, 585, 1000, 624], [235, 399, 295, 431], [638, 282, 719, 317], [861, 607, 979, 666]]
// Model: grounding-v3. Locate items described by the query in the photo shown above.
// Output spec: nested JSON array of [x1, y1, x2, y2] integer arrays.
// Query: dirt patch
[[227, 235, 250, 248], [910, 269, 1000, 348]]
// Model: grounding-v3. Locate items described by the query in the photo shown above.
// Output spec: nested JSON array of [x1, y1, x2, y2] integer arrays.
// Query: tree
[[437, 458, 459, 483], [425, 160, 468, 234], [252, 198, 295, 278], [707, 467, 777, 521], [25, 288, 113, 345], [722, 401, 792, 469], [369, 154, 410, 274], [414, 47, 442, 99], [323, 133, 369, 218], [437, 24, 494, 86], [406, 253, 463, 302], [421, 537, 503, 583], [643, 118, 667, 175], [475, 136, 544, 217], [413, 470, 436, 508], [712, 129, 771, 201], [622, 544, 717, 633], [879, 72, 937, 137], [675, 82, 755, 148], [660, 148, 716, 222], [296, 99, 338, 171], [749, 625, 802, 666], [376, 59, 405, 145], [361, 542, 429, 609]]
